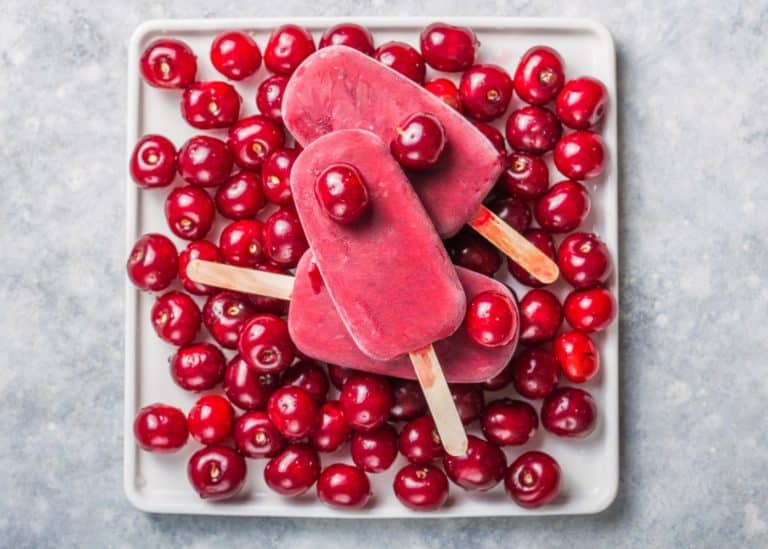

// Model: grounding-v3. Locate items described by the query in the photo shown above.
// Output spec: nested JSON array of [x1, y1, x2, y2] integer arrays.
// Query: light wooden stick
[[468, 205, 560, 285], [410, 345, 468, 457], [186, 260, 294, 300]]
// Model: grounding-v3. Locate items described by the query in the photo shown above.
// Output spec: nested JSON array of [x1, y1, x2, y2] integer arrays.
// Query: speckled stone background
[[1, 0, 767, 547]]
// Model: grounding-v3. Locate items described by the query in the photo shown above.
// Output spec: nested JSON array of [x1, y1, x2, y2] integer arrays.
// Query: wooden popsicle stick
[[409, 344, 468, 457], [468, 205, 560, 285], [186, 260, 295, 300]]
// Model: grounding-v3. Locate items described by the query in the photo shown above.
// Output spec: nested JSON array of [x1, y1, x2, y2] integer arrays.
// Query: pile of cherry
[[127, 22, 615, 511]]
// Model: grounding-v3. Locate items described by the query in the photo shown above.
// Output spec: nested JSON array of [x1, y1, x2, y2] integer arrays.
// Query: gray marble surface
[[1, 0, 767, 547]]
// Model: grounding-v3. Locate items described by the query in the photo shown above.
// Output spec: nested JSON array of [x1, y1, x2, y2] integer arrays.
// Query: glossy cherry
[[535, 180, 591, 233], [506, 106, 562, 154], [267, 386, 317, 440], [512, 347, 560, 400], [351, 423, 398, 473], [202, 291, 257, 349], [513, 46, 565, 105], [391, 112, 447, 170], [224, 354, 279, 410], [313, 163, 371, 223], [564, 287, 616, 333], [262, 148, 299, 206], [505, 451, 561, 508], [519, 288, 563, 344], [394, 464, 449, 511], [481, 398, 538, 446], [181, 81, 241, 130], [130, 135, 177, 188], [215, 171, 267, 220], [133, 403, 188, 452], [340, 373, 393, 432], [219, 219, 265, 267], [541, 387, 597, 437], [262, 208, 309, 268], [281, 359, 330, 403], [449, 384, 485, 425], [466, 291, 518, 348], [554, 131, 605, 180], [164, 185, 215, 240], [446, 229, 501, 277], [178, 135, 233, 187], [238, 314, 295, 373], [170, 342, 226, 391], [210, 31, 262, 80], [498, 152, 549, 199], [227, 115, 285, 171], [443, 435, 506, 491], [126, 233, 178, 291], [556, 76, 608, 130], [558, 232, 612, 289], [390, 378, 428, 421], [328, 364, 353, 390], [487, 195, 532, 233], [473, 122, 507, 155], [319, 23, 374, 55], [554, 330, 600, 383], [151, 291, 201, 346], [256, 75, 289, 122], [424, 78, 462, 111], [420, 22, 477, 72], [310, 400, 350, 452], [140, 38, 197, 89], [374, 41, 426, 83], [188, 446, 246, 500], [264, 24, 316, 75], [459, 64, 513, 122], [398, 416, 443, 463], [507, 229, 557, 288], [234, 411, 285, 458], [263, 443, 321, 496], [317, 464, 371, 509], [178, 240, 222, 295], [188, 394, 234, 445]]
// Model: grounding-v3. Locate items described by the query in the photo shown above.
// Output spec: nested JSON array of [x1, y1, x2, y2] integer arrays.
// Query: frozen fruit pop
[[283, 45, 558, 284]]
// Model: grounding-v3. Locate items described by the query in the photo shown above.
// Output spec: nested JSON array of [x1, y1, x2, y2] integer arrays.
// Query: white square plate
[[125, 16, 618, 517]]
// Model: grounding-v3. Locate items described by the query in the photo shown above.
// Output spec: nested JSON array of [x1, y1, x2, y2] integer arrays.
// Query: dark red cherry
[[398, 416, 443, 464], [534, 180, 591, 233], [215, 171, 268, 220], [512, 347, 560, 400], [151, 291, 201, 346], [442, 435, 506, 491], [187, 445, 247, 500], [227, 115, 286, 171], [317, 464, 371, 509], [420, 23, 478, 72], [178, 240, 222, 295], [202, 291, 258, 349], [487, 195, 532, 233], [513, 46, 565, 105], [446, 229, 501, 277], [507, 229, 557, 288], [181, 81, 241, 129], [262, 148, 299, 206], [238, 314, 295, 374], [219, 219, 265, 267], [498, 153, 549, 200], [393, 464, 449, 511], [541, 387, 597, 437], [389, 378, 428, 421], [506, 106, 562, 155], [558, 232, 612, 289], [391, 112, 447, 170], [130, 135, 177, 188], [449, 384, 485, 425], [126, 233, 178, 291], [256, 75, 289, 122], [234, 410, 286, 458], [465, 291, 519, 348], [264, 24, 316, 75], [164, 185, 215, 240], [553, 131, 606, 180], [267, 386, 318, 440], [310, 400, 351, 452], [351, 423, 398, 473], [563, 287, 616, 333], [210, 31, 262, 80], [140, 38, 197, 89], [319, 24, 374, 55], [374, 41, 426, 83], [554, 330, 600, 383], [263, 443, 321, 496], [224, 354, 279, 410], [170, 342, 226, 391], [133, 403, 188, 452], [424, 78, 462, 111], [481, 398, 538, 446], [556, 76, 608, 130], [262, 208, 309, 268], [178, 135, 233, 187], [459, 64, 513, 122], [505, 451, 561, 508], [519, 288, 563, 344], [314, 162, 372, 223], [340, 373, 393, 432], [187, 394, 235, 445], [281, 359, 330, 403], [328, 364, 353, 390]]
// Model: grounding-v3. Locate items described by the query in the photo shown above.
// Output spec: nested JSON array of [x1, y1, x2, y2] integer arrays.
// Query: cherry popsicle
[[282, 45, 558, 284]]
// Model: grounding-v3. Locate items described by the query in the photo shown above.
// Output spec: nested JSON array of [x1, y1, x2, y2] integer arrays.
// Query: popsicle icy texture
[[288, 253, 518, 383], [290, 129, 465, 361], [283, 46, 505, 238]]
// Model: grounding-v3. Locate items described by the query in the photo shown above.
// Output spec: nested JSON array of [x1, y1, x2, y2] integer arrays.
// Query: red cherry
[[449, 384, 486, 425], [556, 76, 608, 130], [507, 229, 557, 288], [351, 423, 398, 473], [151, 291, 201, 346], [558, 232, 612, 289], [391, 112, 447, 170], [234, 411, 285, 458], [487, 195, 532, 233], [519, 289, 563, 344], [459, 64, 513, 122], [281, 359, 329, 403], [133, 403, 188, 452], [393, 464, 449, 511], [215, 171, 267, 220], [535, 180, 591, 233], [472, 122, 507, 155], [219, 219, 265, 267], [390, 379, 428, 421], [481, 360, 515, 391], [340, 373, 394, 432], [466, 291, 518, 348], [554, 330, 600, 383], [513, 46, 565, 105], [170, 342, 226, 391], [424, 78, 462, 111], [267, 386, 317, 440], [264, 443, 320, 496], [481, 398, 538, 446], [262, 208, 309, 268], [446, 229, 501, 277], [178, 135, 233, 187], [374, 41, 426, 83], [505, 451, 561, 508], [178, 240, 222, 295], [420, 23, 477, 72], [224, 354, 279, 410], [443, 435, 506, 491], [541, 387, 597, 437], [319, 24, 374, 55], [554, 131, 605, 180], [506, 106, 562, 154], [313, 162, 371, 223], [328, 364, 353, 390], [317, 464, 371, 509], [188, 445, 246, 500], [126, 233, 178, 291], [130, 135, 177, 188], [512, 347, 560, 400], [262, 148, 299, 205], [181, 81, 241, 130], [310, 400, 350, 452], [188, 394, 234, 445], [238, 314, 295, 374], [564, 287, 616, 333], [140, 38, 197, 89], [498, 153, 549, 199], [264, 24, 316, 75], [227, 115, 286, 171], [210, 31, 262, 80], [256, 75, 289, 123], [164, 185, 215, 240], [398, 416, 443, 464], [202, 291, 257, 348]]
